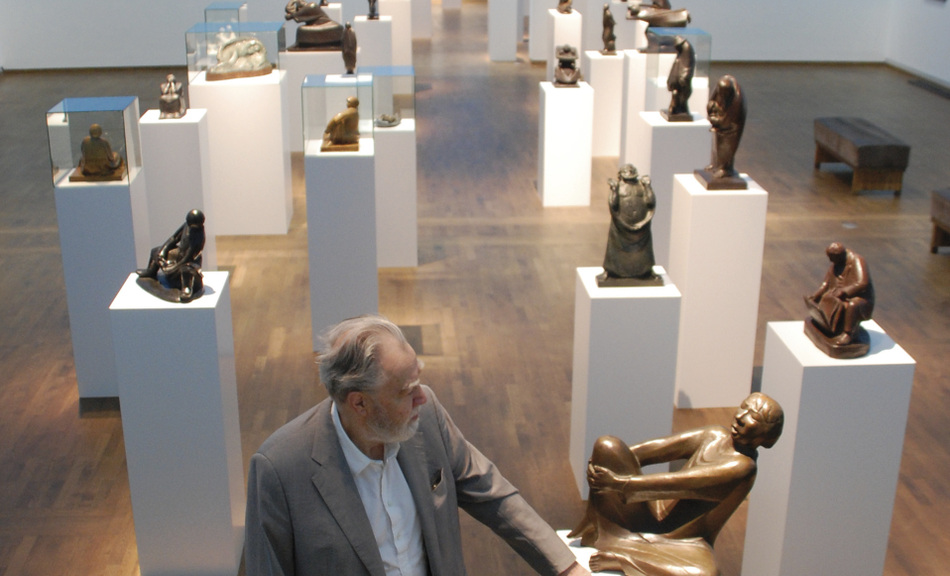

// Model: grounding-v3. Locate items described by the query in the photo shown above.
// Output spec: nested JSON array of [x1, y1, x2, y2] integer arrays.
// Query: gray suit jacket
[[245, 386, 576, 576]]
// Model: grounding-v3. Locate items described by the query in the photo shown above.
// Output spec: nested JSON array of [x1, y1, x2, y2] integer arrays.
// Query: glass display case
[[359, 65, 415, 125], [205, 1, 248, 23], [47, 96, 141, 186], [644, 27, 711, 112], [185, 21, 286, 82], [301, 74, 374, 150]]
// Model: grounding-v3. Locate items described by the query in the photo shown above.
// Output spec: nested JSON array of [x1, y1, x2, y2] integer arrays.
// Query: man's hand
[[558, 560, 592, 576], [587, 464, 623, 494]]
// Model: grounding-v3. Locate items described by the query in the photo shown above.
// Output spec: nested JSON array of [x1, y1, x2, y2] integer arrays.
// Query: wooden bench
[[814, 117, 910, 195], [932, 188, 950, 253]]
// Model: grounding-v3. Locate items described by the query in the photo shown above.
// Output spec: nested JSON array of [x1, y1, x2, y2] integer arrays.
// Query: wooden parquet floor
[[1, 3, 948, 575]]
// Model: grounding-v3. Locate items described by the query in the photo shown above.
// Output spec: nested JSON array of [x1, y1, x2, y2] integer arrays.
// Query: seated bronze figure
[[322, 96, 360, 152], [159, 74, 187, 119], [804, 242, 875, 358], [70, 123, 125, 182], [136, 209, 206, 303], [598, 164, 660, 287], [553, 44, 582, 87], [285, 0, 344, 51]]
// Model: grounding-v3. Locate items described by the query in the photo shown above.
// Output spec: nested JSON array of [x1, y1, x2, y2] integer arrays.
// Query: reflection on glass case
[[186, 21, 286, 82], [205, 1, 248, 23], [47, 96, 141, 186], [644, 27, 711, 112], [302, 74, 374, 150], [359, 65, 415, 127]]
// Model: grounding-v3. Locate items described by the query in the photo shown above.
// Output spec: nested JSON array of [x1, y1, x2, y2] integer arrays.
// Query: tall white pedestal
[[619, 49, 647, 166], [489, 0, 518, 62], [547, 9, 583, 81], [616, 12, 648, 50], [353, 16, 394, 68], [139, 109, 217, 271], [281, 51, 343, 153], [529, 0, 557, 61], [743, 321, 915, 576], [411, 0, 432, 38], [110, 272, 244, 576], [583, 51, 623, 157], [570, 267, 681, 498], [537, 81, 593, 207], [305, 139, 378, 347], [189, 70, 292, 235], [443, 0, 461, 9], [55, 169, 149, 398], [375, 120, 418, 267], [381, 0, 413, 66], [668, 174, 767, 408], [627, 112, 711, 267]]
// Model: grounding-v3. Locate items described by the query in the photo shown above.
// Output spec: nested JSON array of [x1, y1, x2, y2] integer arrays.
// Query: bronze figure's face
[[730, 393, 783, 450]]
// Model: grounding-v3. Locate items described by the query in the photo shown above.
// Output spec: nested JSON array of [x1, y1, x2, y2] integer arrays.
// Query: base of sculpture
[[596, 270, 663, 288], [69, 163, 127, 182], [554, 80, 582, 88], [661, 110, 693, 122], [693, 169, 747, 190], [288, 43, 342, 52], [321, 141, 359, 152], [135, 274, 205, 304], [206, 64, 274, 82], [803, 317, 870, 359]]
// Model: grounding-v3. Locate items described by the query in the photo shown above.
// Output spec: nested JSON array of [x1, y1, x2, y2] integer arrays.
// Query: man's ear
[[345, 390, 369, 416]]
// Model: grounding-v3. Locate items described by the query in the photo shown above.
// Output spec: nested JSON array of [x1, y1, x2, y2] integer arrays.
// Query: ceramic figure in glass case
[[207, 37, 273, 80], [322, 96, 361, 151], [70, 123, 126, 181]]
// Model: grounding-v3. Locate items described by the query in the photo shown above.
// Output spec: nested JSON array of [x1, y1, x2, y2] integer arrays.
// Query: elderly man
[[246, 315, 588, 576]]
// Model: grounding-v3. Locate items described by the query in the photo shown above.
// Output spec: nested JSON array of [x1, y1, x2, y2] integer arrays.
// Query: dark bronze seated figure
[[322, 96, 360, 152], [136, 209, 206, 303], [70, 123, 125, 182], [804, 242, 875, 358]]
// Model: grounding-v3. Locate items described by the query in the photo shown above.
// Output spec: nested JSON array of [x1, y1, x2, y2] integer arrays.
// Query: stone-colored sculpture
[[597, 164, 660, 287], [285, 0, 344, 50], [662, 37, 694, 122], [70, 123, 125, 181], [342, 22, 357, 74], [322, 96, 360, 152], [367, 0, 379, 19], [602, 4, 616, 55], [695, 75, 747, 189], [570, 393, 785, 576], [553, 44, 582, 87], [557, 0, 573, 14], [804, 242, 875, 358], [159, 74, 187, 119], [627, 4, 690, 27], [207, 37, 272, 81], [136, 209, 206, 303], [375, 113, 400, 128]]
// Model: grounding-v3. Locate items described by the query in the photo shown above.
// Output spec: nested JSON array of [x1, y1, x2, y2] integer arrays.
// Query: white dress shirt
[[332, 403, 427, 576]]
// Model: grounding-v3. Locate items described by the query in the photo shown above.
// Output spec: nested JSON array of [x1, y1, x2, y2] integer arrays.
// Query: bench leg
[[852, 167, 904, 195], [814, 144, 836, 169], [932, 221, 950, 254]]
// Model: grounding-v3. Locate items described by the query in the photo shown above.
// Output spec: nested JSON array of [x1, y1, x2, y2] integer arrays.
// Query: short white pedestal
[[569, 266, 681, 498], [381, 0, 413, 66], [375, 120, 418, 267], [281, 51, 343, 153], [55, 169, 149, 398], [538, 81, 593, 207], [529, 0, 557, 61], [627, 111, 711, 267], [616, 12, 648, 50], [619, 49, 647, 166], [668, 174, 768, 408], [110, 272, 244, 576], [305, 139, 378, 347], [139, 109, 217, 271], [353, 16, 394, 68], [547, 9, 583, 81], [189, 70, 292, 235], [742, 321, 915, 576], [583, 51, 623, 157], [411, 0, 432, 38], [489, 0, 518, 62]]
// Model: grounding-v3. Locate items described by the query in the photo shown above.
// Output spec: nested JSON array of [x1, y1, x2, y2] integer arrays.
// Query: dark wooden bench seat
[[814, 117, 910, 194]]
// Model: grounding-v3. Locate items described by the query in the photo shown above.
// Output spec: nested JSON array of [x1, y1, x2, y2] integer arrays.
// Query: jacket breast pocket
[[430, 467, 447, 508]]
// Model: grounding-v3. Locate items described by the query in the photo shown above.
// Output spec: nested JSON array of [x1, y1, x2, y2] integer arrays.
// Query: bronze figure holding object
[[597, 164, 661, 287], [661, 37, 694, 122], [695, 74, 747, 190]]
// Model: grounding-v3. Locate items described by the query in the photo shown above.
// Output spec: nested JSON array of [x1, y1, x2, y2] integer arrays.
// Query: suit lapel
[[397, 434, 443, 575]]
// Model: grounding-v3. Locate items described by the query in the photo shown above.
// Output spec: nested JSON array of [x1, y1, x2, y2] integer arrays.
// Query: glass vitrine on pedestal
[[302, 74, 374, 152], [185, 21, 286, 82], [644, 27, 712, 114]]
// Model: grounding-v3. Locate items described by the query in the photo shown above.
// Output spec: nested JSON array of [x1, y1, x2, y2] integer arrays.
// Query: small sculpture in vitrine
[[557, 0, 573, 14], [342, 22, 358, 74], [570, 392, 784, 576], [627, 2, 690, 27], [70, 123, 126, 181], [322, 96, 361, 152], [285, 0, 344, 50], [159, 74, 187, 119], [136, 209, 206, 303], [367, 0, 379, 20], [553, 44, 583, 87], [803, 242, 875, 358], [207, 37, 272, 81], [662, 37, 694, 121], [602, 4, 617, 55], [375, 113, 401, 128], [695, 75, 747, 189], [597, 164, 661, 287]]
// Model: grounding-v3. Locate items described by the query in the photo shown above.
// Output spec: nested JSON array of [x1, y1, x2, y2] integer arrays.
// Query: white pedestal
[[110, 272, 244, 576], [619, 49, 647, 166], [570, 266, 681, 498], [668, 174, 768, 408], [411, 0, 432, 38], [627, 111, 711, 267], [380, 0, 413, 66], [324, 3, 343, 23], [646, 75, 710, 124], [341, 0, 362, 25], [616, 12, 648, 50], [443, 0, 461, 9], [742, 321, 915, 576], [353, 16, 394, 68], [375, 120, 418, 267], [305, 139, 378, 347], [139, 109, 217, 271], [529, 0, 557, 61], [547, 9, 583, 81], [489, 0, 518, 62], [583, 51, 623, 157], [55, 169, 149, 398], [537, 81, 593, 207], [281, 51, 343, 153], [189, 70, 292, 235]]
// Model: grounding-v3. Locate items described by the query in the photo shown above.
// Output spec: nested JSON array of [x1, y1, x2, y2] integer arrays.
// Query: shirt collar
[[331, 401, 401, 476]]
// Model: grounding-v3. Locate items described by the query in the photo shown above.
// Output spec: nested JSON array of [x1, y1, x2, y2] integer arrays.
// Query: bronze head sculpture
[[695, 74, 748, 189], [136, 209, 206, 303], [597, 164, 661, 287]]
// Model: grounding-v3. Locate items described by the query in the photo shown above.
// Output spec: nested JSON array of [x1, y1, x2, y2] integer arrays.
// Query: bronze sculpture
[[70, 123, 125, 181], [804, 242, 875, 358], [322, 96, 360, 152], [601, 4, 617, 55], [570, 393, 784, 575], [367, 0, 379, 20], [285, 0, 344, 51], [136, 209, 206, 303], [627, 4, 690, 27], [695, 75, 747, 190], [597, 164, 661, 287], [342, 22, 357, 74], [207, 37, 272, 81], [375, 113, 400, 127], [158, 74, 187, 119], [557, 0, 573, 14], [553, 44, 582, 87], [662, 37, 694, 122]]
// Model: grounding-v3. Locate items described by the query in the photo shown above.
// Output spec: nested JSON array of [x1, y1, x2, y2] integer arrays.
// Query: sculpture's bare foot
[[589, 551, 623, 573]]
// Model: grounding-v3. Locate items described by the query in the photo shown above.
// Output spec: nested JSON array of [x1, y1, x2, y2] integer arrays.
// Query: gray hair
[[317, 315, 409, 403]]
